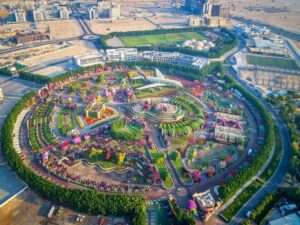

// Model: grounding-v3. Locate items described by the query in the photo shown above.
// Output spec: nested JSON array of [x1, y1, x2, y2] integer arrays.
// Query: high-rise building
[[88, 7, 98, 20], [203, 2, 229, 17], [59, 7, 69, 19], [185, 0, 206, 14], [219, 5, 230, 18], [211, 4, 221, 17], [109, 3, 120, 20], [14, 9, 26, 23], [88, 1, 121, 20], [31, 8, 48, 22]]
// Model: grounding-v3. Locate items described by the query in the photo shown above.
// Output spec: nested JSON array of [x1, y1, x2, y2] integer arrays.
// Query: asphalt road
[[227, 67, 291, 225]]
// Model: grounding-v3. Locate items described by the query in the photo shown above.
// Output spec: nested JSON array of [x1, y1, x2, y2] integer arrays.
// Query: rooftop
[[268, 212, 300, 225]]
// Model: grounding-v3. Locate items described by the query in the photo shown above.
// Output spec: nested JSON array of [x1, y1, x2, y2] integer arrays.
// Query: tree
[[192, 170, 201, 182], [170, 151, 180, 161], [160, 168, 170, 181], [291, 141, 299, 153], [188, 136, 196, 145], [98, 74, 105, 84], [156, 152, 167, 164], [207, 166, 215, 177], [139, 139, 147, 147]]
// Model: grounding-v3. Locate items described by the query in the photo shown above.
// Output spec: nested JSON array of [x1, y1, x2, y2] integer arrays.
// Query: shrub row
[[250, 192, 281, 224], [260, 126, 282, 181], [221, 180, 263, 221], [1, 92, 146, 225]]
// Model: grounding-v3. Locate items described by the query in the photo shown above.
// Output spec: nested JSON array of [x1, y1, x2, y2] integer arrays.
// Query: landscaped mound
[[111, 119, 144, 141]]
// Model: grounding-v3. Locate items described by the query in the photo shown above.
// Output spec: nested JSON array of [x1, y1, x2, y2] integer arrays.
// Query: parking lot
[[0, 76, 37, 206]]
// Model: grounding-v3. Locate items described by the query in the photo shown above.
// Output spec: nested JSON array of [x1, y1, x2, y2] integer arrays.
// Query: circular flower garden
[[20, 63, 260, 197]]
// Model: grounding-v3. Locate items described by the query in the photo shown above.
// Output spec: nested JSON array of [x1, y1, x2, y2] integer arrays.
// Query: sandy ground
[[36, 19, 84, 39], [217, 0, 300, 34], [87, 18, 156, 34], [86, 1, 190, 34], [22, 40, 98, 66], [0, 19, 83, 40], [33, 62, 73, 77], [0, 189, 103, 225]]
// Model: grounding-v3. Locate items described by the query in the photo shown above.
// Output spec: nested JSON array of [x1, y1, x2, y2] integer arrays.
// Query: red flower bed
[[83, 115, 107, 125]]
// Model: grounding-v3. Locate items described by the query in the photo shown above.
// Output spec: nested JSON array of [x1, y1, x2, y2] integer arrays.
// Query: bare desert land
[[86, 1, 190, 34], [217, 0, 300, 34], [22, 40, 98, 66], [0, 189, 100, 225], [0, 19, 83, 40]]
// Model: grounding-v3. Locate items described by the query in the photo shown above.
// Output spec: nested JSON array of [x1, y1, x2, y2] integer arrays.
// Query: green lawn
[[57, 109, 75, 136], [220, 179, 264, 221], [171, 157, 193, 183], [246, 55, 300, 70], [121, 32, 206, 47], [150, 148, 173, 189]]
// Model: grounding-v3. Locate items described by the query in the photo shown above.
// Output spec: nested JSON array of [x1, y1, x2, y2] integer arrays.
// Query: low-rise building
[[106, 48, 139, 62], [268, 211, 300, 225], [247, 38, 288, 56], [143, 51, 209, 69], [73, 52, 106, 67], [192, 190, 221, 221], [189, 17, 205, 27], [233, 23, 270, 38]]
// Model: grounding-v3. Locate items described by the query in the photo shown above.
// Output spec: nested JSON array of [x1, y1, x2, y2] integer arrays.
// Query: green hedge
[[19, 71, 52, 84], [221, 180, 263, 221], [260, 126, 282, 181], [99, 27, 237, 58], [218, 75, 275, 202], [250, 192, 280, 224], [1, 92, 146, 225], [0, 67, 13, 76]]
